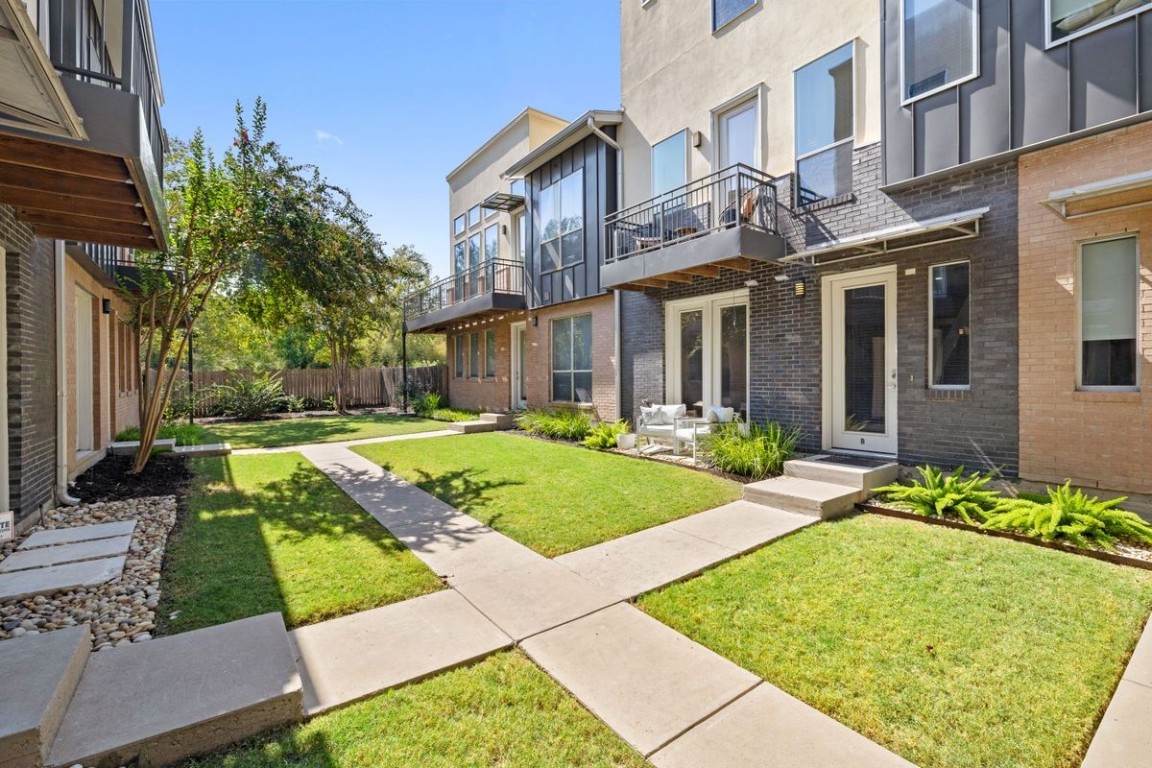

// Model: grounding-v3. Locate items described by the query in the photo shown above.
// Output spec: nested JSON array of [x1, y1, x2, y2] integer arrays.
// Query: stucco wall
[[1018, 122, 1152, 493]]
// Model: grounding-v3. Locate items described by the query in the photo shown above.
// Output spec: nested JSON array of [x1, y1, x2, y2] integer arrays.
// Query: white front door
[[824, 266, 898, 455], [510, 321, 527, 410], [74, 288, 94, 453], [665, 289, 749, 417]]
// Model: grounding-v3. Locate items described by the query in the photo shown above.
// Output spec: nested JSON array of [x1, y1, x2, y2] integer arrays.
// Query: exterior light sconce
[[773, 273, 789, 283], [794, 281, 806, 297], [501, 224, 508, 236], [531, 315, 538, 327], [101, 298, 112, 314], [692, 130, 703, 148]]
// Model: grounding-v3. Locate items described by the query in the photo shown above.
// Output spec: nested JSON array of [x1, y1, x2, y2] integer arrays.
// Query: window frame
[[794, 41, 857, 205], [712, 0, 758, 32], [927, 260, 972, 390], [899, 0, 980, 105], [1076, 233, 1141, 391], [651, 129, 689, 196], [1046, 0, 1151, 48], [485, 329, 497, 378], [469, 332, 480, 380], [538, 167, 585, 275], [711, 86, 763, 172], [551, 314, 594, 404], [454, 334, 465, 379]]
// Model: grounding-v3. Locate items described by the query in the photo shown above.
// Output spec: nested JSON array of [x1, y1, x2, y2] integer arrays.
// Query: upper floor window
[[713, 0, 756, 30], [1050, 0, 1150, 44], [510, 179, 526, 198], [717, 98, 758, 170], [903, 0, 977, 102], [539, 168, 584, 272], [484, 224, 499, 261], [1080, 236, 1139, 389], [652, 130, 688, 195], [795, 42, 854, 206], [453, 215, 465, 237], [467, 205, 481, 228]]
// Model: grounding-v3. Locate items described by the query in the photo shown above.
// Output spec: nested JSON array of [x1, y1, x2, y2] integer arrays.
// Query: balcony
[[404, 259, 526, 333], [602, 165, 786, 290], [0, 0, 167, 252]]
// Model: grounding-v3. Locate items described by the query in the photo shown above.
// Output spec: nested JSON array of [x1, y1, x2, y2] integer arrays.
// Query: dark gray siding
[[885, 0, 1152, 183]]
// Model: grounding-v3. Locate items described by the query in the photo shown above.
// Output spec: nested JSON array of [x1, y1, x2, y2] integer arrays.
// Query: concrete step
[[479, 412, 515, 429], [172, 442, 232, 458], [743, 476, 864, 519], [108, 438, 176, 456], [449, 420, 499, 434], [784, 455, 899, 492], [0, 626, 90, 768], [47, 613, 303, 768]]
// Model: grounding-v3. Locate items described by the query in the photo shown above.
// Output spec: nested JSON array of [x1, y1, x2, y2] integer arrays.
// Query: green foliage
[[983, 482, 1152, 550], [872, 465, 1004, 525], [411, 391, 442, 417], [583, 419, 631, 450], [211, 372, 287, 421], [429, 408, 477, 423], [515, 409, 593, 441], [699, 421, 801, 480], [115, 423, 214, 447]]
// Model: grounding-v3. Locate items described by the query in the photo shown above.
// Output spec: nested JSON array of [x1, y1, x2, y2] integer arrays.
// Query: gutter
[[55, 242, 80, 506]]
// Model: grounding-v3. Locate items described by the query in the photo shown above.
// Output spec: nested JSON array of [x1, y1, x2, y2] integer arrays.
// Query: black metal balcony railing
[[404, 259, 525, 321], [605, 164, 779, 264], [79, 242, 137, 283]]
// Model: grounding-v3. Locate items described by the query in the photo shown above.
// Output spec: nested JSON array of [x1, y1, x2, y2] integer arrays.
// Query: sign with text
[[0, 511, 12, 543]]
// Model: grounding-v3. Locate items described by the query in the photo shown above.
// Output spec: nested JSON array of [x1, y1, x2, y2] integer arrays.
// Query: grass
[[353, 432, 741, 557], [202, 413, 447, 449], [156, 453, 442, 634], [185, 651, 647, 768], [115, 423, 215, 447], [638, 514, 1152, 768], [430, 407, 479, 422]]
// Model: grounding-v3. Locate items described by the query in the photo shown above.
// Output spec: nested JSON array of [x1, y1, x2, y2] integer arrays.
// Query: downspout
[[55, 242, 80, 506], [586, 117, 626, 420], [0, 247, 8, 516]]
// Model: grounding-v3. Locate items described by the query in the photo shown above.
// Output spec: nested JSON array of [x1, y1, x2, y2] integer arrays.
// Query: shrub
[[515, 409, 593, 441], [163, 390, 199, 423], [583, 419, 630, 450], [872, 465, 1004, 525], [983, 482, 1152, 550], [700, 421, 800, 480], [282, 394, 307, 413], [210, 372, 288, 421], [115, 423, 212, 447], [412, 391, 442, 417], [430, 408, 478, 422]]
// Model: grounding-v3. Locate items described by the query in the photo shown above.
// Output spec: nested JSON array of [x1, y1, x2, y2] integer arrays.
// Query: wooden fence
[[186, 365, 446, 416]]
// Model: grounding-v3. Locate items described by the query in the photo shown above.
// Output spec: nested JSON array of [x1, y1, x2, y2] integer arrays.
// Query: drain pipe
[[586, 116, 626, 421], [55, 242, 80, 506], [0, 247, 8, 517]]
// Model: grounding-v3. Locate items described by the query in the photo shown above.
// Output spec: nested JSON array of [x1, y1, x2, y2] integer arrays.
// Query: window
[[795, 43, 854, 206], [652, 130, 687, 195], [484, 224, 499, 262], [539, 168, 584, 272], [467, 233, 481, 293], [717, 98, 758, 170], [510, 179, 525, 198], [469, 332, 480, 379], [552, 314, 593, 403], [454, 334, 465, 379], [453, 215, 465, 237], [713, 0, 755, 30], [903, 0, 977, 101], [1050, 0, 1150, 44], [1081, 237, 1138, 388], [515, 212, 526, 261], [467, 205, 481, 228], [929, 262, 970, 387], [485, 329, 497, 378]]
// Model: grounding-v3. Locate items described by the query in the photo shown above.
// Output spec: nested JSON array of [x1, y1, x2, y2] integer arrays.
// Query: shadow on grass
[[187, 725, 339, 768]]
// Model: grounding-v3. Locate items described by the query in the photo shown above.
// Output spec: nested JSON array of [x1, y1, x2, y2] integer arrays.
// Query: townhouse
[[1, 0, 166, 531]]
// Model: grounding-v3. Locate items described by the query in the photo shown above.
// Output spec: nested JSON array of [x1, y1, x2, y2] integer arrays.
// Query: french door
[[824, 267, 898, 455], [665, 290, 749, 417]]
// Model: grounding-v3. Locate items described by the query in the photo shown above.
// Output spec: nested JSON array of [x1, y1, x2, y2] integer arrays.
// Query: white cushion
[[642, 403, 686, 426], [706, 406, 735, 424]]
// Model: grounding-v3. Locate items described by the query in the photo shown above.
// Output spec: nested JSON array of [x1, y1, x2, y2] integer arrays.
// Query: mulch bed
[[72, 453, 193, 503]]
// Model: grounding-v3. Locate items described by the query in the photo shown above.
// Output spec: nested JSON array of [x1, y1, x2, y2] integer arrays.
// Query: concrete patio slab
[[48, 612, 302, 768], [649, 683, 916, 768], [18, 520, 136, 550], [289, 590, 511, 715], [521, 603, 759, 756], [453, 559, 623, 640], [0, 556, 126, 602], [556, 525, 735, 599], [1081, 679, 1152, 768], [0, 626, 89, 768], [0, 535, 131, 573], [667, 500, 815, 553]]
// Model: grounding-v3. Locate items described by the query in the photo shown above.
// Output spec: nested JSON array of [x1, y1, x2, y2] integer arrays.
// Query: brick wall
[[525, 295, 617, 421], [445, 320, 514, 412], [1018, 122, 1152, 493]]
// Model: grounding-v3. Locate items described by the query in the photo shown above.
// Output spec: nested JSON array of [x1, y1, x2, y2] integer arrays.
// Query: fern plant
[[583, 419, 630, 450], [872, 465, 1004, 525], [982, 482, 1152, 550]]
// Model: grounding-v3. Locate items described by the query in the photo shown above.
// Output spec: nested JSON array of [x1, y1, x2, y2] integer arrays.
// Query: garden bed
[[73, 453, 193, 502]]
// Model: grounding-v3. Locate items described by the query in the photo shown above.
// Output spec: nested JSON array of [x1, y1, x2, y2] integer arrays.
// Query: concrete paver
[[452, 559, 623, 640], [0, 556, 126, 602], [1081, 619, 1152, 767], [18, 520, 135, 550], [0, 535, 132, 573], [649, 683, 917, 768], [289, 590, 511, 715], [521, 603, 759, 756], [389, 516, 544, 584], [667, 500, 815, 553]]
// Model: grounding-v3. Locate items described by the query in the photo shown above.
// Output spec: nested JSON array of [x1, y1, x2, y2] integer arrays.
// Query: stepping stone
[[0, 535, 132, 573], [0, 626, 90, 768], [453, 559, 623, 640], [289, 590, 511, 715], [667, 501, 815, 554], [0, 557, 126, 602], [19, 521, 136, 550], [521, 603, 759, 756], [649, 684, 917, 768], [48, 613, 303, 768]]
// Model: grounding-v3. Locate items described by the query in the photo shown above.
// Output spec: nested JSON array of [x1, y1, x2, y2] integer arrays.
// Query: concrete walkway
[[297, 441, 915, 767]]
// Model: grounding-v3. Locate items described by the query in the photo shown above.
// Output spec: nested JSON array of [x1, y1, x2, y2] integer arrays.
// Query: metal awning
[[0, 0, 85, 140], [1042, 170, 1152, 220], [482, 191, 525, 212], [781, 207, 989, 266]]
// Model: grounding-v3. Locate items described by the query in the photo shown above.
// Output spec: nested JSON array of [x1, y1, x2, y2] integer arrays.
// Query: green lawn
[[353, 433, 741, 557], [203, 414, 447, 449], [157, 453, 442, 634], [185, 651, 647, 768], [639, 514, 1152, 768]]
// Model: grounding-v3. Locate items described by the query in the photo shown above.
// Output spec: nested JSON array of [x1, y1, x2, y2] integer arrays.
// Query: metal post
[[401, 329, 408, 413], [187, 331, 194, 425]]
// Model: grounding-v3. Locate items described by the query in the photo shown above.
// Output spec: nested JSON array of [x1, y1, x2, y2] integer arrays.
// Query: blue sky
[[150, 0, 621, 278]]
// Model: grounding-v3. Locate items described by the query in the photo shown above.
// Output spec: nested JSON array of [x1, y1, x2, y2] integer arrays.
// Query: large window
[[454, 334, 465, 379], [1081, 237, 1138, 388], [713, 0, 755, 30], [485, 329, 497, 378], [903, 0, 977, 101], [652, 130, 687, 195], [1050, 0, 1151, 44], [717, 98, 758, 170], [929, 262, 971, 387], [484, 224, 499, 262], [539, 168, 584, 272], [795, 43, 854, 206], [552, 314, 593, 403]]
